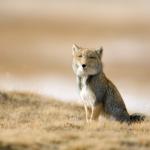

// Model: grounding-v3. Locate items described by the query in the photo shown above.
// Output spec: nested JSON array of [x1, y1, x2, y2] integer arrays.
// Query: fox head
[[72, 44, 103, 76]]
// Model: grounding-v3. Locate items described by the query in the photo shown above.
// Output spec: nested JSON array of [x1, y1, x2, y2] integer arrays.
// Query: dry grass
[[0, 91, 149, 150]]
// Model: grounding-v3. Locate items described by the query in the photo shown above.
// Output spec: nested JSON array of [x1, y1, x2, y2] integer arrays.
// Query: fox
[[72, 44, 145, 123]]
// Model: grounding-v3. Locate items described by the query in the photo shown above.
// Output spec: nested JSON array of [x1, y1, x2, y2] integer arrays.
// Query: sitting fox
[[72, 44, 145, 123]]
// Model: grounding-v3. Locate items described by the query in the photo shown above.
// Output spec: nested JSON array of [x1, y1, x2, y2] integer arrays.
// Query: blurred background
[[0, 0, 150, 114]]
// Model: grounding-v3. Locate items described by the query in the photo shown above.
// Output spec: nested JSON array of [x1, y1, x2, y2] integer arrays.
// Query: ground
[[0, 91, 149, 150]]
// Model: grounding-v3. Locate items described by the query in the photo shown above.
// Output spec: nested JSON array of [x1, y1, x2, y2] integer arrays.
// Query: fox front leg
[[84, 104, 90, 123]]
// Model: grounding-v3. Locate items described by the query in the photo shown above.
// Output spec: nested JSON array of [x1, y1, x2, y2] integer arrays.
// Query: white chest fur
[[80, 77, 96, 107]]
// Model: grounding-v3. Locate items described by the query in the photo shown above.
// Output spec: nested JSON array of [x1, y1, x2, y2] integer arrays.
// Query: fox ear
[[96, 47, 103, 59], [72, 44, 80, 55]]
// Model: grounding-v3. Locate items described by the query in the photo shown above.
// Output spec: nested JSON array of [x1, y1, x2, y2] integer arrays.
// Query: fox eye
[[89, 56, 95, 59], [78, 55, 82, 58]]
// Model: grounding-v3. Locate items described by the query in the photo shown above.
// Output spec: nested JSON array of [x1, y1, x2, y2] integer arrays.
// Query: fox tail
[[130, 113, 145, 123]]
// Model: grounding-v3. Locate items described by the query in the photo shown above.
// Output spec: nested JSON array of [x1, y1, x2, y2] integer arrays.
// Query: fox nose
[[82, 64, 86, 68]]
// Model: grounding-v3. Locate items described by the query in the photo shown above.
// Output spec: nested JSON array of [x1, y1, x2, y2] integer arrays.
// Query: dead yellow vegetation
[[0, 91, 149, 150]]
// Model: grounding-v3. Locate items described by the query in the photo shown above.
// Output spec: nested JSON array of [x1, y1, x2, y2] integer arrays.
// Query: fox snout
[[82, 64, 87, 68]]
